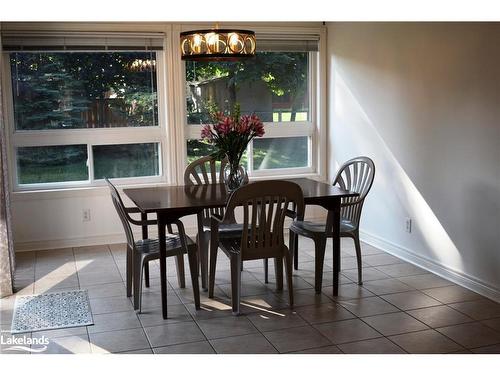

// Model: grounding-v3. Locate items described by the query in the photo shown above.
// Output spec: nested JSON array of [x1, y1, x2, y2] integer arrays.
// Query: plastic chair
[[290, 157, 375, 291], [106, 178, 200, 312], [184, 156, 248, 286], [209, 180, 305, 315]]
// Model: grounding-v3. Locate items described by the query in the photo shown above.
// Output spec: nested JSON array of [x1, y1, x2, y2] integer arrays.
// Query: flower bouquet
[[201, 104, 265, 191]]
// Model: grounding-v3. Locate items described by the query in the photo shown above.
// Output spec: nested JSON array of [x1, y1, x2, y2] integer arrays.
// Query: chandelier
[[180, 29, 256, 61]]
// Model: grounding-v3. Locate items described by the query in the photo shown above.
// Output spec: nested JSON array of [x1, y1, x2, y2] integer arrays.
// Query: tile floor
[[1, 237, 500, 354]]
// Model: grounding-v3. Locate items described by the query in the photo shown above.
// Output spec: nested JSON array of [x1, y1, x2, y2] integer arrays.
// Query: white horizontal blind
[[256, 34, 320, 52], [1, 31, 165, 51]]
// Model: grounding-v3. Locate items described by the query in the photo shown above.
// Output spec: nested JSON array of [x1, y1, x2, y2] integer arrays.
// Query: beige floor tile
[[117, 348, 153, 354], [406, 305, 472, 328], [218, 280, 273, 298], [88, 310, 142, 334], [362, 278, 415, 295], [471, 344, 500, 354], [144, 321, 205, 348], [342, 267, 390, 283], [449, 299, 500, 320], [32, 326, 88, 339], [90, 328, 150, 353], [247, 309, 308, 332], [211, 333, 278, 354], [78, 271, 123, 287], [437, 322, 500, 349], [313, 318, 381, 344], [375, 263, 428, 278], [323, 283, 375, 301], [264, 275, 316, 291], [184, 300, 241, 321], [481, 317, 500, 332], [362, 312, 428, 336], [137, 290, 183, 309], [339, 337, 407, 354], [263, 325, 331, 353], [86, 282, 127, 299], [137, 304, 193, 327], [295, 303, 355, 324], [421, 285, 483, 304], [339, 296, 399, 317], [388, 329, 463, 354], [291, 345, 343, 354], [153, 341, 215, 354], [381, 291, 442, 310], [363, 253, 405, 267], [34, 334, 91, 354], [301, 272, 353, 288], [241, 293, 290, 311], [397, 274, 453, 289], [197, 316, 258, 339], [287, 288, 333, 307], [89, 296, 134, 314]]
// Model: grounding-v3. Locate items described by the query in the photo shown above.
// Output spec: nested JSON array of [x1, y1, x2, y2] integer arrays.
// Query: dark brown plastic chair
[[184, 156, 248, 286], [208, 180, 305, 315], [289, 157, 375, 291], [106, 178, 200, 312]]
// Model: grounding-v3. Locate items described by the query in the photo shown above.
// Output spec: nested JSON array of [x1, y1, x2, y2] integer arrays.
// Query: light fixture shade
[[180, 29, 256, 61]]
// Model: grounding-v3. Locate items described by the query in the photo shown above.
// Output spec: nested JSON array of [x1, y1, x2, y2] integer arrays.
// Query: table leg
[[197, 212, 208, 291], [331, 206, 341, 296], [157, 214, 168, 319], [141, 213, 150, 288]]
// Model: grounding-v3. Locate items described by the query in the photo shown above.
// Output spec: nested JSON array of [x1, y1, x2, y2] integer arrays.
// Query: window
[[184, 38, 318, 176], [2, 28, 324, 191], [3, 33, 166, 189]]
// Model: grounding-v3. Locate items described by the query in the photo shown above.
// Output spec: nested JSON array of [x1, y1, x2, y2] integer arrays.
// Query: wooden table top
[[124, 178, 358, 213]]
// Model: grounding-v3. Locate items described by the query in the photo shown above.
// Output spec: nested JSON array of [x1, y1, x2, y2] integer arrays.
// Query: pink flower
[[238, 115, 251, 134], [249, 115, 264, 137], [200, 124, 213, 140], [215, 117, 233, 135]]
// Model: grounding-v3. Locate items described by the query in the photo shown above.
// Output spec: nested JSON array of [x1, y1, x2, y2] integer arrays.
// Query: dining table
[[124, 178, 358, 319]]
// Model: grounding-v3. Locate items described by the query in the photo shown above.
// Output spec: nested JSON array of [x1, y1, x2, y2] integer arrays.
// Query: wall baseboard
[[360, 230, 500, 303]]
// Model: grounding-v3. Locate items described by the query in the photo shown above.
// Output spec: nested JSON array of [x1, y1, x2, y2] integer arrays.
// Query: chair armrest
[[128, 218, 158, 226], [125, 208, 158, 226]]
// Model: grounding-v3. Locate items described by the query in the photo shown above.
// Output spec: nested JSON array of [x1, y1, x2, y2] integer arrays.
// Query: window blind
[[1, 31, 165, 51], [256, 34, 319, 52]]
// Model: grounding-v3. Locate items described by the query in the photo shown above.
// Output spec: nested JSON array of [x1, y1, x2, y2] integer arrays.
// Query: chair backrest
[[333, 156, 375, 227], [105, 178, 135, 250], [224, 180, 305, 261], [184, 155, 248, 221], [184, 155, 226, 186]]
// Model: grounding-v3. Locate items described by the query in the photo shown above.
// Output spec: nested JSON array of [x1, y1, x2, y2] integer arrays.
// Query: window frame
[[2, 48, 169, 191], [1, 24, 327, 193], [181, 42, 321, 179]]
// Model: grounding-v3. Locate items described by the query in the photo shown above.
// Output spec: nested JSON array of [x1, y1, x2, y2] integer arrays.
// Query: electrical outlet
[[83, 209, 91, 222], [405, 217, 412, 233]]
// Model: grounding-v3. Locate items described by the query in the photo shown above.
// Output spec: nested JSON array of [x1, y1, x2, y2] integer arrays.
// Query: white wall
[[327, 22, 500, 300]]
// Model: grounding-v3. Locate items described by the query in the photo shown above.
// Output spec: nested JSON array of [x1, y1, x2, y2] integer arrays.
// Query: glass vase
[[223, 161, 246, 192]]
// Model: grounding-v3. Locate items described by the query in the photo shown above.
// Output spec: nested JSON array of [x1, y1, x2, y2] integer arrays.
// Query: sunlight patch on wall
[[332, 66, 463, 270]]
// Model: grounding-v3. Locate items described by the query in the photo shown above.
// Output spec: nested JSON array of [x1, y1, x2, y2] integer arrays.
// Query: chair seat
[[202, 222, 248, 238], [135, 234, 195, 256], [290, 218, 356, 237]]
